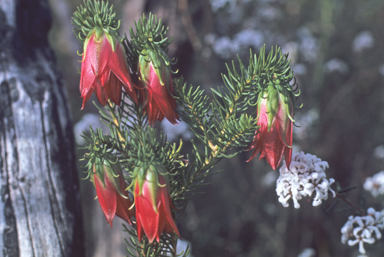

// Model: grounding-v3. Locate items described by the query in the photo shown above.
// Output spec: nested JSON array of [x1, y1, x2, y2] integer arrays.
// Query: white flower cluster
[[341, 208, 384, 255], [364, 171, 384, 197], [276, 152, 336, 209]]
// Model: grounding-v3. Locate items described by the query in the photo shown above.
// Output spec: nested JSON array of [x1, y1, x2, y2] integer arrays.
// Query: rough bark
[[0, 0, 84, 256]]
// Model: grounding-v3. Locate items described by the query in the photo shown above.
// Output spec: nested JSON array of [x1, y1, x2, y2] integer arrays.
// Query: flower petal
[[94, 79, 109, 106], [159, 179, 180, 238], [96, 35, 111, 76], [149, 66, 179, 124], [81, 86, 94, 110], [108, 41, 138, 104], [104, 73, 122, 106], [115, 175, 134, 225], [94, 172, 117, 226], [135, 178, 160, 243]]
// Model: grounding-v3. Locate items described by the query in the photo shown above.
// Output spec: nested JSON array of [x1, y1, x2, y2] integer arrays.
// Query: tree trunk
[[0, 0, 84, 256]]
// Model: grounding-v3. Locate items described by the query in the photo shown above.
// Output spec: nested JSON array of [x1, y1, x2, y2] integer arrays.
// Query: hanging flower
[[247, 85, 293, 170], [80, 28, 138, 109], [138, 49, 179, 125], [134, 165, 180, 243], [92, 160, 134, 227]]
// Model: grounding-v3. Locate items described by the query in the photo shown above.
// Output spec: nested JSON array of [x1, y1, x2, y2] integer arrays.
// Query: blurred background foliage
[[47, 0, 384, 256]]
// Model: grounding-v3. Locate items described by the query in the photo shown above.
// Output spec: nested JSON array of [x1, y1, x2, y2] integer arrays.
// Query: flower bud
[[247, 85, 293, 170], [137, 49, 179, 125], [80, 29, 138, 108], [92, 159, 134, 227], [133, 164, 180, 243]]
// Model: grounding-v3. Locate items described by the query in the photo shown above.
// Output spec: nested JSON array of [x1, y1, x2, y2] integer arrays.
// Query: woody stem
[[336, 193, 365, 215], [171, 233, 178, 257]]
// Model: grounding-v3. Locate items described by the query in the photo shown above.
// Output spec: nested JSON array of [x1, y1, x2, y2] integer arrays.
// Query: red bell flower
[[134, 165, 180, 243], [247, 85, 293, 170], [138, 50, 179, 125], [80, 29, 138, 109], [92, 161, 134, 227]]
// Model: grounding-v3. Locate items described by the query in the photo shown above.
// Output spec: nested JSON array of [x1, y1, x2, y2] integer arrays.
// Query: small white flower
[[297, 248, 315, 257], [352, 31, 374, 53], [293, 63, 307, 76], [364, 171, 384, 197], [282, 42, 299, 65], [341, 208, 384, 254], [233, 29, 264, 50], [324, 58, 349, 74], [212, 36, 235, 59], [298, 28, 319, 62], [276, 152, 335, 208]]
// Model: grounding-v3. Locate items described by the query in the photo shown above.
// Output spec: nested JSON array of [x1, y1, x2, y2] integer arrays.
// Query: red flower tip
[[134, 165, 180, 243], [138, 53, 179, 126], [247, 87, 293, 170], [79, 32, 138, 109]]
